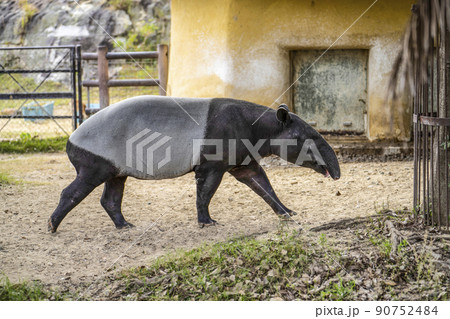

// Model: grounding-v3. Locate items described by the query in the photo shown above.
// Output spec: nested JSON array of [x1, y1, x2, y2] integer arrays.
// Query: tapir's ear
[[276, 104, 291, 123]]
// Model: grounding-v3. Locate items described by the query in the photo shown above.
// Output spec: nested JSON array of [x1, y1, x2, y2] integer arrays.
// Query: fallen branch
[[407, 234, 450, 243], [384, 220, 404, 259], [310, 215, 380, 232], [310, 210, 404, 232]]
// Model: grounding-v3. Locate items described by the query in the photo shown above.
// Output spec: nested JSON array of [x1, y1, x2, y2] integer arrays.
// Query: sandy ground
[[0, 153, 413, 286]]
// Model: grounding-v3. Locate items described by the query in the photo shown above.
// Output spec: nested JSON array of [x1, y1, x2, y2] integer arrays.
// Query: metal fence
[[413, 26, 450, 230], [0, 45, 82, 140]]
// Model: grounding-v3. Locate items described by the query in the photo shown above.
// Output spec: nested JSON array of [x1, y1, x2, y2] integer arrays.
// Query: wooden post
[[432, 27, 449, 226], [97, 46, 110, 108], [158, 44, 168, 96]]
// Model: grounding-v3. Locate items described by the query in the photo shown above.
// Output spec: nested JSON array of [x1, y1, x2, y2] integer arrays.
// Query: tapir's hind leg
[[48, 173, 105, 233], [229, 161, 296, 218], [100, 176, 134, 229], [48, 140, 119, 232]]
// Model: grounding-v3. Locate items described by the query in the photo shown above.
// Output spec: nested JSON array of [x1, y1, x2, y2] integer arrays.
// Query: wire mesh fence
[[0, 46, 82, 140]]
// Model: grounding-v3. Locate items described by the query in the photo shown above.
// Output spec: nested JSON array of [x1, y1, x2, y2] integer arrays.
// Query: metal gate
[[413, 26, 450, 230], [0, 45, 83, 139]]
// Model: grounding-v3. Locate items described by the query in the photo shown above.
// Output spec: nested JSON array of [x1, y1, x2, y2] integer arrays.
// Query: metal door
[[292, 49, 368, 134]]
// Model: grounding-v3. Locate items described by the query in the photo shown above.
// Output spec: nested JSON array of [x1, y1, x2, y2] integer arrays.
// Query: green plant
[[319, 233, 327, 246], [382, 238, 392, 257], [18, 0, 37, 31], [374, 197, 390, 213], [109, 0, 132, 12], [0, 135, 68, 153], [397, 239, 408, 255], [410, 235, 435, 282], [0, 275, 63, 301], [114, 22, 160, 51], [320, 278, 356, 301]]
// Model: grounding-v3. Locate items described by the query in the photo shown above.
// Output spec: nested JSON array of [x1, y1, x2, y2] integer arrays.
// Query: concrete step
[[323, 135, 413, 162]]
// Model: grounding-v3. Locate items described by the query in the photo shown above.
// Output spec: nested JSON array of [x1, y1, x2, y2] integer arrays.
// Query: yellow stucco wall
[[168, 0, 414, 141]]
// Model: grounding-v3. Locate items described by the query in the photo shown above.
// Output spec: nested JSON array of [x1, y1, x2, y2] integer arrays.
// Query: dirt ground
[[0, 153, 413, 287]]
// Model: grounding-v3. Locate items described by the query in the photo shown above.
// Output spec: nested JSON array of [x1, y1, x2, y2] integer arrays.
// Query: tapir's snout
[[329, 168, 340, 180], [317, 140, 341, 181], [324, 168, 339, 180], [327, 162, 341, 180], [323, 156, 340, 180], [322, 165, 340, 180]]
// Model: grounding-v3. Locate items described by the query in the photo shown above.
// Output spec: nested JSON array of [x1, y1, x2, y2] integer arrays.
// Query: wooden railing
[[81, 44, 168, 109]]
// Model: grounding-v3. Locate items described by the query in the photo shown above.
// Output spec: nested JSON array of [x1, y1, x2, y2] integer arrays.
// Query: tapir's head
[[271, 104, 340, 180]]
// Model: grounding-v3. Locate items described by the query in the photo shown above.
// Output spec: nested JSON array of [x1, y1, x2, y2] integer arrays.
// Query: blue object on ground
[[22, 101, 54, 122]]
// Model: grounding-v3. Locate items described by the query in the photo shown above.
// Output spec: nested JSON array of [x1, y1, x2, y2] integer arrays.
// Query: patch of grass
[[362, 212, 448, 300], [16, 209, 444, 301], [0, 133, 67, 153], [320, 278, 356, 301], [0, 172, 19, 186], [0, 74, 66, 97], [112, 233, 313, 300], [0, 276, 63, 301]]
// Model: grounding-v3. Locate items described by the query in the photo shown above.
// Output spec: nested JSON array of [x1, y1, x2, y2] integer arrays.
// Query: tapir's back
[[69, 95, 211, 179]]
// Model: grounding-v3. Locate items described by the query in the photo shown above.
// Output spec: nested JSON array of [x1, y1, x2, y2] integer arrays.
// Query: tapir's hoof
[[278, 210, 297, 220], [278, 213, 292, 221], [198, 219, 217, 228], [48, 218, 57, 233], [116, 222, 135, 230], [287, 210, 297, 216]]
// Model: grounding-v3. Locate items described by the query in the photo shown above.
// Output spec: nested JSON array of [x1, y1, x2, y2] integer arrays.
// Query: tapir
[[48, 95, 340, 232]]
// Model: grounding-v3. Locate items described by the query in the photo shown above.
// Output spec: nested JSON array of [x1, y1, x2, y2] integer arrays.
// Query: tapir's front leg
[[194, 164, 226, 227], [229, 161, 296, 218]]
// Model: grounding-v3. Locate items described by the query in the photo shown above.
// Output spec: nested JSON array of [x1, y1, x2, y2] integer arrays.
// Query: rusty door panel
[[292, 49, 368, 133]]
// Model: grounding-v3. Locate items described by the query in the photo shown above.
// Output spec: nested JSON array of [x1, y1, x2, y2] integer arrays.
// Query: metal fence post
[[97, 46, 110, 108], [76, 45, 83, 127], [71, 46, 77, 131]]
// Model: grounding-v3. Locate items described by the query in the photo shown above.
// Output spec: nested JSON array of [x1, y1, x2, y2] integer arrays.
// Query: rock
[[0, 0, 170, 51], [270, 297, 284, 301], [112, 10, 132, 36], [301, 273, 310, 284], [383, 280, 397, 286]]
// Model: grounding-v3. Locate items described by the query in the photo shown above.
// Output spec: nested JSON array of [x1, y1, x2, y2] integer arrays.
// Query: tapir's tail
[[66, 139, 120, 177]]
